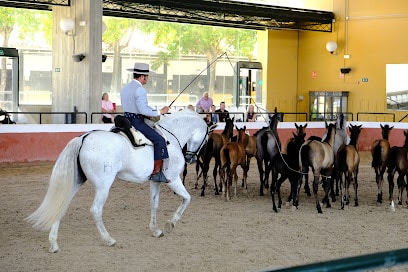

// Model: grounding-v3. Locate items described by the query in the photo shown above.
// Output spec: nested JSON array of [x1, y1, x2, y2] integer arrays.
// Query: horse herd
[[184, 113, 408, 214]]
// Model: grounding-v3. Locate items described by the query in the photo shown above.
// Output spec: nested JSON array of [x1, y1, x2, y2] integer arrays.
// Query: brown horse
[[200, 117, 234, 196], [298, 122, 336, 213], [371, 124, 393, 204], [336, 124, 363, 209], [236, 125, 257, 187], [219, 133, 248, 201], [387, 130, 408, 209]]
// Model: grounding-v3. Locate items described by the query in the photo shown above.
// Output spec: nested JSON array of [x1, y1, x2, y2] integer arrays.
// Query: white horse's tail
[[26, 135, 86, 231]]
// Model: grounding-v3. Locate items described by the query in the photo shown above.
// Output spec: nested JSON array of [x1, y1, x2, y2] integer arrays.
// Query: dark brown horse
[[220, 131, 248, 201], [182, 124, 217, 188], [387, 130, 408, 209], [298, 122, 336, 213], [336, 124, 362, 209], [273, 127, 306, 211], [371, 124, 393, 204], [255, 113, 281, 196], [200, 117, 234, 196], [236, 125, 257, 187]]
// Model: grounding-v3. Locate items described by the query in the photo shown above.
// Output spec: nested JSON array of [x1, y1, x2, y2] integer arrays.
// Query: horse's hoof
[[152, 230, 164, 238], [49, 244, 59, 253], [390, 201, 395, 212], [165, 221, 174, 234], [105, 238, 116, 247]]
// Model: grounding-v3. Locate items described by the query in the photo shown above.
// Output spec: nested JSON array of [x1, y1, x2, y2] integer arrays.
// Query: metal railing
[[2, 110, 406, 124], [6, 111, 88, 124], [309, 112, 354, 121], [357, 112, 395, 122]]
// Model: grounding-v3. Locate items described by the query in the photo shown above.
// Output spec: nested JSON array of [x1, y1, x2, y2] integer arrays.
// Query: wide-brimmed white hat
[[126, 62, 154, 74]]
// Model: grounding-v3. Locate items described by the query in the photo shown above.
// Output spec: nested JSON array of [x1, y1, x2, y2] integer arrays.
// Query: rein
[[270, 130, 334, 180], [158, 123, 208, 159]]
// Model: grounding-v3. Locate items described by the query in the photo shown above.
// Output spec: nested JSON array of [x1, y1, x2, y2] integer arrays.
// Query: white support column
[[52, 0, 102, 123]]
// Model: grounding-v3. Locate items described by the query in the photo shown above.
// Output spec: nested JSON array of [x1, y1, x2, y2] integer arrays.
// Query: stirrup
[[150, 171, 170, 183]]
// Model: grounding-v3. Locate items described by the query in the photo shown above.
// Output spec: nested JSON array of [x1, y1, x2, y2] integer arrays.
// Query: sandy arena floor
[[1, 151, 407, 272]]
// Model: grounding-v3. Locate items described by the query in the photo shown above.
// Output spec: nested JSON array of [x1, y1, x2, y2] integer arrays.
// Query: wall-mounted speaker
[[72, 54, 86, 62]]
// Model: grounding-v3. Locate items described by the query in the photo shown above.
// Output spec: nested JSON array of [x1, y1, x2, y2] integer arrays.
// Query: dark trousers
[[124, 113, 168, 160]]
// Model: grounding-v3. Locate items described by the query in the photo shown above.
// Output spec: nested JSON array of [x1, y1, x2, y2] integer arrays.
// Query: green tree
[[0, 7, 47, 106], [102, 17, 138, 94], [143, 21, 256, 96]]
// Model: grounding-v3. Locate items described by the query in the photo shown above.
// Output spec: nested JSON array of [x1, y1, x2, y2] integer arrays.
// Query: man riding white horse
[[121, 62, 170, 183]]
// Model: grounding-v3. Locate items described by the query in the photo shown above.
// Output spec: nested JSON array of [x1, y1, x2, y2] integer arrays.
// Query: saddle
[[110, 115, 153, 147]]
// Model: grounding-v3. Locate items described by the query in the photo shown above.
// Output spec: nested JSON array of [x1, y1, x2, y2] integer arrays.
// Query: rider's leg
[[125, 115, 170, 183]]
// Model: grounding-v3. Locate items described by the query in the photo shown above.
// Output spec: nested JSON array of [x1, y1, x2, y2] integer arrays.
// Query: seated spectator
[[245, 105, 257, 122], [196, 92, 213, 113], [215, 101, 230, 122]]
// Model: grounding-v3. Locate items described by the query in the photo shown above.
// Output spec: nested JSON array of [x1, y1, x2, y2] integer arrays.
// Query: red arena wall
[[0, 122, 406, 163]]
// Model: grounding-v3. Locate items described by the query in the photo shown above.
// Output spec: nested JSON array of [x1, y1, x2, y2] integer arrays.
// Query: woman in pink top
[[101, 92, 115, 123]]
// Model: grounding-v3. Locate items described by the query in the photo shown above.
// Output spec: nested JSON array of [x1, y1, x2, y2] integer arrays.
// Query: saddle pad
[[130, 128, 153, 146]]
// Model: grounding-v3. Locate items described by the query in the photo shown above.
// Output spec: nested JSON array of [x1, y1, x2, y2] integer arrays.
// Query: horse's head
[[295, 123, 307, 136], [184, 117, 209, 164], [224, 117, 235, 138], [322, 122, 336, 144], [236, 126, 248, 143], [268, 114, 279, 132], [380, 124, 394, 140], [336, 113, 345, 130], [349, 124, 362, 137]]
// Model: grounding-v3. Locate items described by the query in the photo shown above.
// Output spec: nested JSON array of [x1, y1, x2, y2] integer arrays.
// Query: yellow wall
[[263, 0, 408, 122]]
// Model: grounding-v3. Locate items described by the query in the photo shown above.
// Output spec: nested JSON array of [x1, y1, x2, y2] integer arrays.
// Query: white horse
[[26, 110, 209, 253]]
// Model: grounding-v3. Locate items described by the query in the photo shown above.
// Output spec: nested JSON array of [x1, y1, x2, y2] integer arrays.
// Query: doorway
[[233, 61, 262, 108], [0, 47, 19, 112], [309, 91, 349, 121]]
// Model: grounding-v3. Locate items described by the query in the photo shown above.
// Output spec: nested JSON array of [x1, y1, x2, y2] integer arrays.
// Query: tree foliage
[[102, 17, 138, 93], [142, 21, 256, 94]]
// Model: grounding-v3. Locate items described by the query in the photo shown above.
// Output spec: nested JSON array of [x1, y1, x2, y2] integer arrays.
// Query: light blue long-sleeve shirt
[[120, 79, 160, 117]]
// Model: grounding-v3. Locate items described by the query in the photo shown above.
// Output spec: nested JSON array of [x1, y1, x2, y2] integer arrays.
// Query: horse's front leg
[[149, 182, 164, 237], [166, 178, 191, 234]]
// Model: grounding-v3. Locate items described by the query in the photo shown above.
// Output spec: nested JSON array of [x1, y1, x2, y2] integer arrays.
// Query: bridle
[[158, 124, 209, 162]]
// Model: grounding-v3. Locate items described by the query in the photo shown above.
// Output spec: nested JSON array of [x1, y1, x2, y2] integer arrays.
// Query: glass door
[[0, 47, 19, 112], [309, 91, 349, 121], [233, 61, 262, 108]]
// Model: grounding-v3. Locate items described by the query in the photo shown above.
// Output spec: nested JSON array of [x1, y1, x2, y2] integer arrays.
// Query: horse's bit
[[158, 124, 208, 164]]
